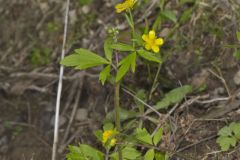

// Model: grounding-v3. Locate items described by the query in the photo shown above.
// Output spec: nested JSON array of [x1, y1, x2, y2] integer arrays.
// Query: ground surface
[[1, 0, 240, 160]]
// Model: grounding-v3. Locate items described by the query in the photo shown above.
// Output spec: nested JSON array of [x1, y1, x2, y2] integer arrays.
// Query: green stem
[[114, 81, 122, 160], [114, 81, 121, 131], [128, 10, 136, 49], [149, 63, 162, 100]]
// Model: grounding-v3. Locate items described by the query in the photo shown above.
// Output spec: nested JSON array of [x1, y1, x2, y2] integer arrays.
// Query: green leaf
[[66, 145, 85, 160], [111, 43, 134, 52], [216, 136, 237, 151], [104, 38, 113, 62], [103, 122, 114, 131], [135, 128, 153, 145], [111, 147, 141, 160], [153, 128, 163, 146], [116, 53, 136, 82], [144, 149, 154, 160], [66, 144, 104, 160], [155, 152, 169, 160], [229, 122, 240, 139], [155, 85, 192, 110], [131, 52, 137, 73], [94, 130, 103, 142], [233, 50, 240, 60], [137, 50, 162, 63], [161, 10, 177, 23], [218, 126, 232, 137], [79, 144, 104, 160], [179, 8, 193, 24], [61, 48, 109, 69], [99, 65, 111, 85], [237, 31, 240, 42]]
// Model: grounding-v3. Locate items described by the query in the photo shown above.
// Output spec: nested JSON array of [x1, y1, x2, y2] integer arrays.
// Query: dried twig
[[122, 88, 162, 117], [195, 97, 230, 104], [208, 69, 231, 97], [151, 103, 179, 137], [52, 0, 70, 159], [10, 71, 98, 80], [177, 134, 217, 152]]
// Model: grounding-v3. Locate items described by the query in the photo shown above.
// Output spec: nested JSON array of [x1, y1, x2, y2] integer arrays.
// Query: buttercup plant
[[62, 0, 167, 159]]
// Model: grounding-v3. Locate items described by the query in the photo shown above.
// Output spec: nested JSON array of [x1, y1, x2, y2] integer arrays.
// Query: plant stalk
[[114, 81, 122, 160]]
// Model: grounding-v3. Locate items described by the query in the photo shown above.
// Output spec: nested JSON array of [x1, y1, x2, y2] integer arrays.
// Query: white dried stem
[[52, 0, 70, 160]]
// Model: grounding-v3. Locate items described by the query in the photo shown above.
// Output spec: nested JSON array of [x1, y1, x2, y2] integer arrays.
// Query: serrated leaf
[[61, 48, 109, 69], [104, 38, 113, 62], [110, 147, 141, 160], [66, 144, 104, 160], [229, 122, 240, 139], [218, 126, 232, 137], [216, 136, 237, 151], [66, 145, 85, 160], [135, 128, 153, 145], [155, 85, 192, 110], [144, 149, 154, 160], [161, 10, 177, 23], [111, 43, 134, 52], [99, 65, 111, 85], [153, 128, 163, 146], [137, 50, 162, 63], [79, 144, 104, 160], [116, 53, 136, 82]]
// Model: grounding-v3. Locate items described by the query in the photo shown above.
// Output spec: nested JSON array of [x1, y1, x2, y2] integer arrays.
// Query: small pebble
[[75, 108, 88, 121], [82, 6, 90, 14], [234, 70, 240, 85]]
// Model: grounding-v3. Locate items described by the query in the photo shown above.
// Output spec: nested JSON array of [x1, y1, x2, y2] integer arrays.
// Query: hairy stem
[[114, 81, 122, 160]]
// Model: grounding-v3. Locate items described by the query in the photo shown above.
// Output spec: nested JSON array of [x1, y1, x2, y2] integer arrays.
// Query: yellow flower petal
[[149, 30, 156, 40], [152, 45, 159, 53], [110, 139, 116, 146], [115, 4, 126, 13], [155, 38, 164, 45], [145, 44, 151, 50], [142, 34, 148, 41], [115, 0, 136, 13]]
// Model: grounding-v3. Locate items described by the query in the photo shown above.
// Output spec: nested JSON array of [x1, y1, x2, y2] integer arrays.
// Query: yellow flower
[[110, 138, 116, 146], [102, 129, 117, 146], [142, 30, 164, 53], [115, 0, 137, 13]]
